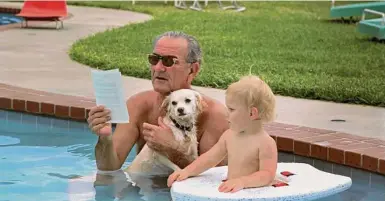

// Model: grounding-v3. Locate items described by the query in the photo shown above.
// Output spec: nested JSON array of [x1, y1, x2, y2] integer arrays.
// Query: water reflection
[[0, 110, 99, 161], [68, 170, 172, 201], [0, 135, 20, 146], [2, 109, 385, 201]]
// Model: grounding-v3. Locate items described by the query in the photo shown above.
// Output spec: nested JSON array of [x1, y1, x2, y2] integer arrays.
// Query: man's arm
[[95, 93, 144, 171], [240, 136, 278, 188]]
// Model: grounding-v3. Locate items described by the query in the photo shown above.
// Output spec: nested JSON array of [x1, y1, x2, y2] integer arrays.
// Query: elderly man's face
[[149, 37, 195, 95]]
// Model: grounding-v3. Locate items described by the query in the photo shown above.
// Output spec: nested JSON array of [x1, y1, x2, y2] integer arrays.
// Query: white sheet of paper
[[91, 68, 129, 123]]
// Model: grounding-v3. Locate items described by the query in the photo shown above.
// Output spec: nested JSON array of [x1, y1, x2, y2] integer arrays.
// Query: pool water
[[1, 109, 385, 201], [0, 13, 23, 26]]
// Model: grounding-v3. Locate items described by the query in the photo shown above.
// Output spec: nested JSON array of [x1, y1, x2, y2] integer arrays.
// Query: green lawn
[[68, 1, 385, 107]]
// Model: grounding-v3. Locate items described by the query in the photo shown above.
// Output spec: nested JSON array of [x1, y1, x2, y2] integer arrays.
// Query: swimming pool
[[0, 13, 23, 26], [1, 109, 384, 201]]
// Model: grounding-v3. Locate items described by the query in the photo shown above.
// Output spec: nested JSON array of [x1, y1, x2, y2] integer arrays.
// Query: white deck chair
[[174, 0, 187, 9], [175, 0, 208, 11], [218, 0, 246, 12]]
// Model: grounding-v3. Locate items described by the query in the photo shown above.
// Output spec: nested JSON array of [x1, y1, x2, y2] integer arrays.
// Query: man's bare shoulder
[[199, 95, 229, 140], [202, 95, 228, 125], [125, 90, 158, 121], [126, 90, 157, 107]]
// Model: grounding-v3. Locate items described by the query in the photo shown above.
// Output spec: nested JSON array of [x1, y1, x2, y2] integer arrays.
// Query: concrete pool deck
[[0, 2, 384, 175]]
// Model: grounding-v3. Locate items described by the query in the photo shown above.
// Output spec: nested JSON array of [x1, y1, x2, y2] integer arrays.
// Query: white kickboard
[[171, 163, 352, 201]]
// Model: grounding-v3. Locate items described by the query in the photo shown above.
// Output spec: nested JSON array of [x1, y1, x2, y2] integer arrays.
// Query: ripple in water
[[47, 173, 82, 179], [0, 180, 20, 185], [0, 182, 14, 185], [0, 136, 20, 146]]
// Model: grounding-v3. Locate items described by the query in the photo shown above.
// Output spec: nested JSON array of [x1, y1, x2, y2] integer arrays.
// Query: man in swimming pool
[[167, 75, 280, 193], [87, 31, 229, 173]]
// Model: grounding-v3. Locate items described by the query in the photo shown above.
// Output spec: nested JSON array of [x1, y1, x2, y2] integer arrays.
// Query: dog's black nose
[[177, 108, 184, 113]]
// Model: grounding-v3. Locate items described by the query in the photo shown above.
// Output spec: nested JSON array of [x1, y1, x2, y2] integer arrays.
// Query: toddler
[[167, 75, 282, 193]]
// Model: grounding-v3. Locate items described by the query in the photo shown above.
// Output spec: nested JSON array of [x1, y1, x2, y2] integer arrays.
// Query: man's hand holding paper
[[87, 105, 113, 136], [88, 69, 129, 136]]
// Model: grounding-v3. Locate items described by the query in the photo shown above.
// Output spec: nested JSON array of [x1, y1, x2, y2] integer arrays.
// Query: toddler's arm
[[185, 129, 228, 176], [167, 129, 229, 186], [241, 136, 278, 188]]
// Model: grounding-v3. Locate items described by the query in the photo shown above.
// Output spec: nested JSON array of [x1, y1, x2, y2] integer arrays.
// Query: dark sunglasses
[[148, 54, 178, 67]]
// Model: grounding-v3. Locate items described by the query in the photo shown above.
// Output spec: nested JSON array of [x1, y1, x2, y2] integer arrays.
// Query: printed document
[[91, 68, 129, 123]]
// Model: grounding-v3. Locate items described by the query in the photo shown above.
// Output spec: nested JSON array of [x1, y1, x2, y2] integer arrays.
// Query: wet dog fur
[[126, 89, 204, 176]]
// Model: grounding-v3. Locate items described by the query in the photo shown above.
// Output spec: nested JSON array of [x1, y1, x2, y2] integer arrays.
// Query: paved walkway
[[1, 2, 384, 140]]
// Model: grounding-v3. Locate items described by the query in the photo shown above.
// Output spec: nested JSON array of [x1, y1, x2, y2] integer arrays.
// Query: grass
[[68, 1, 385, 107]]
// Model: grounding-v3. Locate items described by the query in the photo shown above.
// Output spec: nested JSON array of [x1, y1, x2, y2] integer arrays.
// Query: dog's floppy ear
[[194, 91, 207, 114], [160, 95, 171, 114]]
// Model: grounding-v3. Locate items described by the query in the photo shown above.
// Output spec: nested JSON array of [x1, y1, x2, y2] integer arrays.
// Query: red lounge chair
[[16, 0, 68, 29]]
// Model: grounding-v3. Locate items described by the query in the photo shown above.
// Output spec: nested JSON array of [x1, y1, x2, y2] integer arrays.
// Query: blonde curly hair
[[226, 75, 276, 123]]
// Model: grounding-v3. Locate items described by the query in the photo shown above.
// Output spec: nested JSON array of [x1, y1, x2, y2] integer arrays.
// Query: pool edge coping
[[0, 82, 384, 176]]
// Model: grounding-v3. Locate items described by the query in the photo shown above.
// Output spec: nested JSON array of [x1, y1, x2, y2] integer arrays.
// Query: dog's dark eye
[[172, 101, 177, 105], [185, 98, 191, 103]]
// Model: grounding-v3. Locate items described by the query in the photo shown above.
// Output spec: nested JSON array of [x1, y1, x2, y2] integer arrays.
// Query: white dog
[[125, 89, 204, 176]]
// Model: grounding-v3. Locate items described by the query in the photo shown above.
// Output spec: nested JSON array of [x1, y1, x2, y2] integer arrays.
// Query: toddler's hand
[[218, 178, 245, 193], [167, 170, 190, 187]]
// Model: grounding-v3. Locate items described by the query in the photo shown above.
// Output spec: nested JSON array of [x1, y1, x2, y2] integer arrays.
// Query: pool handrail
[[361, 8, 385, 26]]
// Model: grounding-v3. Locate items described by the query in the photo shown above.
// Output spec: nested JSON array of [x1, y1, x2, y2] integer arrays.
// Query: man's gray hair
[[153, 31, 202, 65]]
